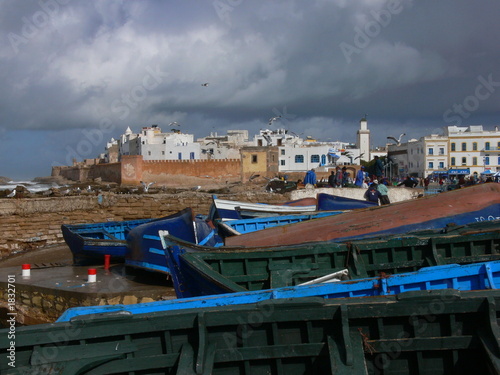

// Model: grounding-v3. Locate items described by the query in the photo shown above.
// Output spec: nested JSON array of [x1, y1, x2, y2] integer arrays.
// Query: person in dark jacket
[[398, 176, 418, 188], [364, 182, 381, 204], [373, 155, 384, 179]]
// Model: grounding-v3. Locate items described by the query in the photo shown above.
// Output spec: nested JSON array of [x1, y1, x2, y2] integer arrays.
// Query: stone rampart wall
[[0, 191, 288, 259]]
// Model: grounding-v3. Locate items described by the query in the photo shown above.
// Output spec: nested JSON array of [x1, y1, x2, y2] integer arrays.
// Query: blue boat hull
[[125, 208, 220, 274], [57, 260, 500, 321], [316, 192, 378, 210], [62, 217, 157, 266]]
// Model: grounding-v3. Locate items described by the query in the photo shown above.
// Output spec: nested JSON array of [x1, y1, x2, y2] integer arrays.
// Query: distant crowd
[[298, 154, 498, 205]]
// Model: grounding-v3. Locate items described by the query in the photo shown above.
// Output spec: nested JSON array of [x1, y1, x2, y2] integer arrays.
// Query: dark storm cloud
[[1, 0, 500, 178]]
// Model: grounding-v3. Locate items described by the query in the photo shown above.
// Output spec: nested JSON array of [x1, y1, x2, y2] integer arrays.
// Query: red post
[[104, 254, 111, 270]]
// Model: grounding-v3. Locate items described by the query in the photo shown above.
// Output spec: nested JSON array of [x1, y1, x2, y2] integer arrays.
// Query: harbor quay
[[0, 186, 420, 325], [0, 188, 291, 325]]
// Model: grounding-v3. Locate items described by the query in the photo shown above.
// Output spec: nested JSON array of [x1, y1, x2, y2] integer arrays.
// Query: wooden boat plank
[[4, 291, 500, 374], [225, 184, 500, 247], [162, 221, 500, 296]]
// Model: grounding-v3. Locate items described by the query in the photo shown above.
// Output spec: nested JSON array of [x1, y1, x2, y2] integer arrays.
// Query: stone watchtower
[[356, 117, 370, 162]]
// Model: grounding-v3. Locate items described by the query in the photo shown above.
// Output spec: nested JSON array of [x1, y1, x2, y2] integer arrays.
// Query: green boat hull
[[1, 290, 499, 374], [165, 221, 500, 296]]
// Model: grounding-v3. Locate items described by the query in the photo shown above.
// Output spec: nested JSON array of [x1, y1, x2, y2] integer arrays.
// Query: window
[[178, 152, 182, 160], [461, 143, 466, 151], [498, 142, 500, 150], [486, 142, 491, 151], [258, 140, 263, 146], [498, 156, 500, 165], [277, 139, 282, 146], [311, 155, 320, 163], [280, 160, 285, 166], [485, 156, 490, 165], [190, 152, 195, 160], [451, 143, 456, 151], [451, 157, 456, 166], [321, 155, 326, 165], [148, 151, 151, 156], [295, 155, 304, 163], [251, 155, 258, 163], [473, 142, 478, 151], [428, 162, 434, 169], [439, 162, 444, 169], [281, 149, 285, 155], [473, 157, 478, 165], [439, 148, 445, 155], [461, 157, 466, 166], [428, 148, 434, 155], [162, 151, 165, 155]]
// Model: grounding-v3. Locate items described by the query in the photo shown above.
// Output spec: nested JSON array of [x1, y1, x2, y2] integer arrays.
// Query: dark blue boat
[[125, 208, 220, 274], [316, 192, 378, 210], [57, 259, 500, 321], [61, 217, 157, 266]]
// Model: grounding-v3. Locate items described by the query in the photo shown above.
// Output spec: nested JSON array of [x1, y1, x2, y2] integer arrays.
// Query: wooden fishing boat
[[316, 192, 378, 210], [58, 259, 500, 321], [125, 208, 220, 274], [160, 221, 500, 297], [225, 183, 500, 247], [126, 210, 345, 274], [7, 290, 499, 374], [208, 195, 318, 221], [216, 210, 345, 237], [61, 217, 158, 265], [209, 193, 374, 222]]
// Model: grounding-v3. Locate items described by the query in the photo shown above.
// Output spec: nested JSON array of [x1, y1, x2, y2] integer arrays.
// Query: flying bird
[[387, 133, 406, 146], [201, 83, 209, 87], [6, 189, 16, 198], [268, 116, 281, 126], [169, 122, 180, 127], [141, 181, 156, 192]]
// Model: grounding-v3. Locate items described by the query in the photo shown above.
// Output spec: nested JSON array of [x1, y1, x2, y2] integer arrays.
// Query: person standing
[[373, 155, 384, 179], [355, 166, 366, 187], [328, 170, 336, 187], [304, 168, 317, 186]]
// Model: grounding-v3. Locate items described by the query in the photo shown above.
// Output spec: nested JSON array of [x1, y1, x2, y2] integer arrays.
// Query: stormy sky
[[1, 0, 500, 179]]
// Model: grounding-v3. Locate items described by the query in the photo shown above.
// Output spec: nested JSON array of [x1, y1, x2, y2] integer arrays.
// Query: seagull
[[201, 83, 209, 87], [6, 189, 16, 198], [268, 116, 281, 126], [191, 186, 201, 191], [141, 181, 156, 193], [169, 122, 180, 127], [387, 133, 406, 146], [86, 185, 93, 193], [60, 188, 71, 195]]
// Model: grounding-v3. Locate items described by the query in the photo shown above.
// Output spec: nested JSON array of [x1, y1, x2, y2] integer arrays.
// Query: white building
[[387, 125, 500, 179], [116, 125, 200, 161], [278, 142, 361, 172], [446, 125, 500, 178], [197, 130, 250, 160]]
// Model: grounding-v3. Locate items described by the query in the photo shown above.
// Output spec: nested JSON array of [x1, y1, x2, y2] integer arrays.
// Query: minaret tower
[[356, 115, 370, 162]]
